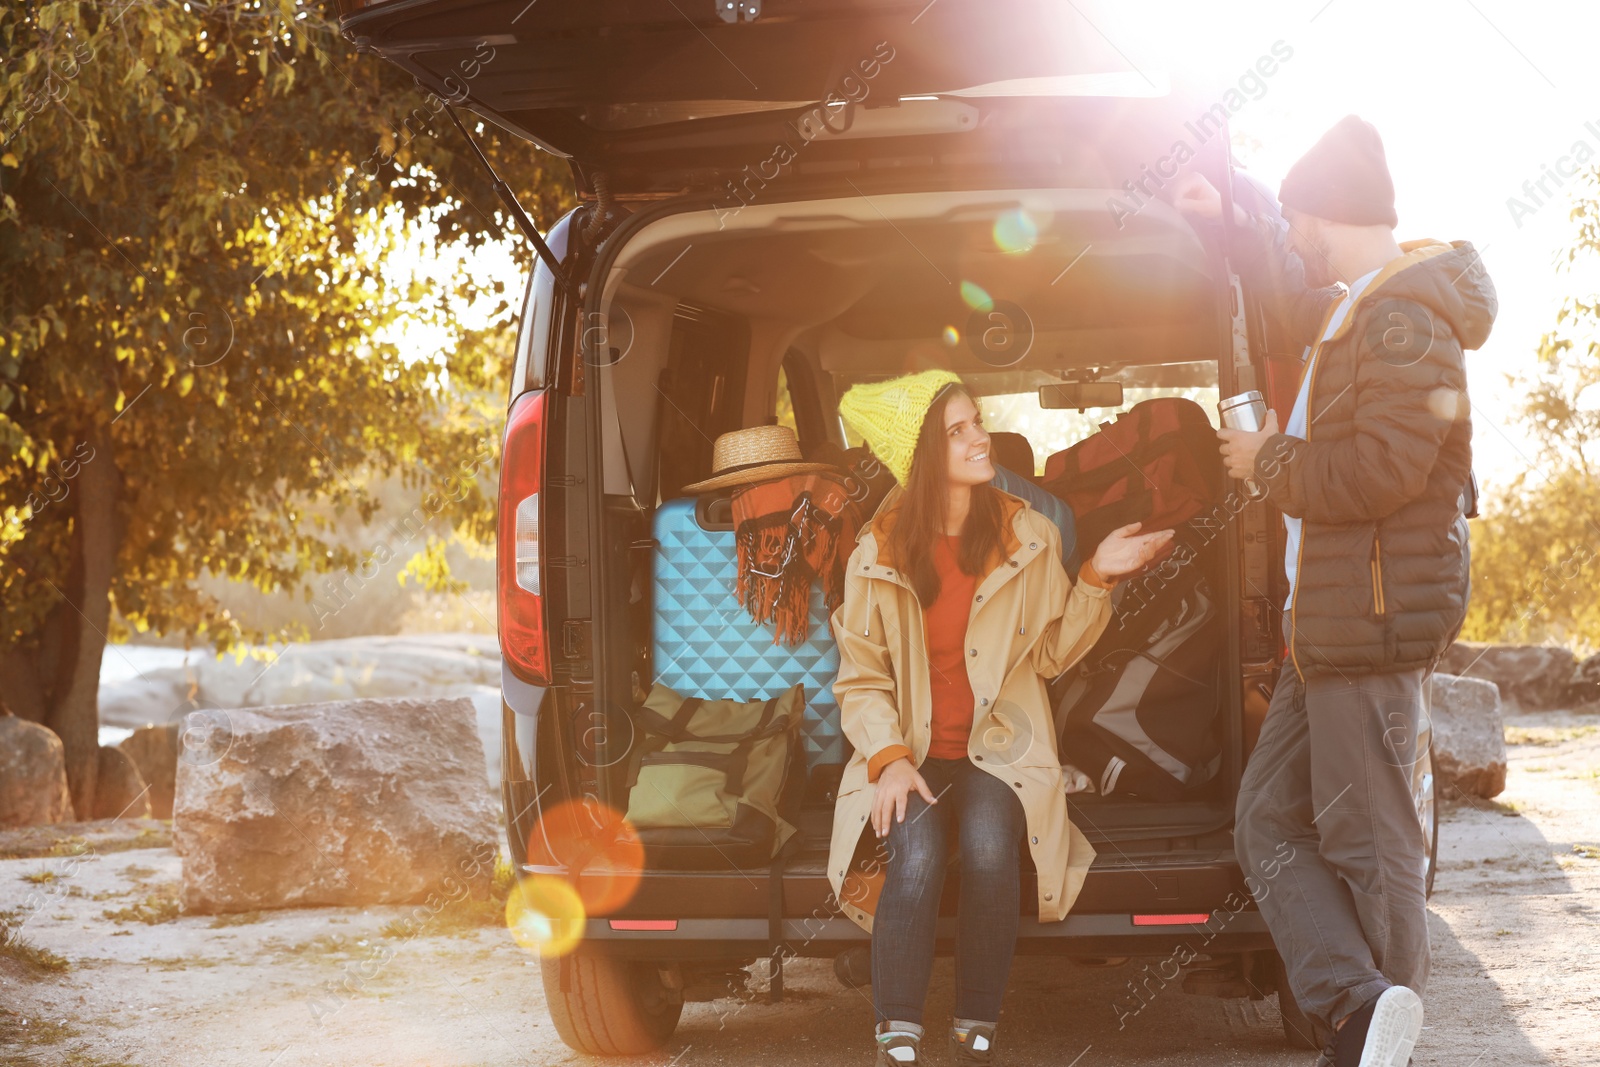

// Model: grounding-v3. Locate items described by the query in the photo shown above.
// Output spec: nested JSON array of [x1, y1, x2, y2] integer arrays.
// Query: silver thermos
[[1220, 390, 1268, 432]]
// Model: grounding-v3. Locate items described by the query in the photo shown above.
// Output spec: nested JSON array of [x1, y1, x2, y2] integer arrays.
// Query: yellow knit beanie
[[837, 370, 966, 486]]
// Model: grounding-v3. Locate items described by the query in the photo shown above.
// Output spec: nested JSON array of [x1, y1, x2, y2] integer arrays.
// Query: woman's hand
[[1091, 522, 1176, 581], [872, 757, 938, 838]]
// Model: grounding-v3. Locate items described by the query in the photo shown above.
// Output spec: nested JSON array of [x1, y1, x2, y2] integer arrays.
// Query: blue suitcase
[[652, 496, 849, 771]]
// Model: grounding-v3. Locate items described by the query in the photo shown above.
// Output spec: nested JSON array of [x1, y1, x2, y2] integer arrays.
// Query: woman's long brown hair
[[889, 385, 1005, 605]]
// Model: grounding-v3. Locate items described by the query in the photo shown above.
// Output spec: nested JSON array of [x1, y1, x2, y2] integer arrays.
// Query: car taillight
[[608, 920, 678, 931], [499, 390, 551, 685]]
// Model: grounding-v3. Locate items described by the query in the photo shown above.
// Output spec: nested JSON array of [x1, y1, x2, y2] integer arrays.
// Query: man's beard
[[1297, 239, 1338, 289]]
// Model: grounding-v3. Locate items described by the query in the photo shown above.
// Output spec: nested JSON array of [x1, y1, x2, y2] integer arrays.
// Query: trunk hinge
[[443, 106, 571, 292]]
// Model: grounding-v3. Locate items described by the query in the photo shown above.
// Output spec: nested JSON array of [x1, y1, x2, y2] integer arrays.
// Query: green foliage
[[100, 882, 180, 924], [0, 916, 71, 974], [1462, 166, 1600, 650], [0, 0, 572, 655]]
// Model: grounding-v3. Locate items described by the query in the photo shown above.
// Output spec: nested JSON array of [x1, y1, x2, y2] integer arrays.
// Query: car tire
[[541, 954, 684, 1055], [1268, 951, 1319, 1050]]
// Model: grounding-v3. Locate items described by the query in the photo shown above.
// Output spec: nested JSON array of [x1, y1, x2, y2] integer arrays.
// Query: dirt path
[[4, 711, 1596, 1067]]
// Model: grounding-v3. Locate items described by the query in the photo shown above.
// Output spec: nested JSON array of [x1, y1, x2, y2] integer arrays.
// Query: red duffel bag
[[1040, 397, 1225, 554]]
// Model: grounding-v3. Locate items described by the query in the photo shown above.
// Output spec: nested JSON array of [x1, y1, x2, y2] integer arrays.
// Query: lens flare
[[993, 209, 1039, 254], [960, 281, 993, 312], [941, 325, 960, 346], [505, 874, 586, 957], [527, 798, 645, 915]]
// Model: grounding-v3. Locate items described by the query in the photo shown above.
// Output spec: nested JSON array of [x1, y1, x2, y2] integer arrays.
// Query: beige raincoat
[[826, 488, 1113, 932]]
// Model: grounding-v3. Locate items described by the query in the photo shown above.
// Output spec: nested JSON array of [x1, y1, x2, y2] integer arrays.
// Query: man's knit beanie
[[837, 370, 965, 487], [1278, 114, 1398, 228]]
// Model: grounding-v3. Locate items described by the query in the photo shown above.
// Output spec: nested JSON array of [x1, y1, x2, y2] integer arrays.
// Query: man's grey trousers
[[1235, 656, 1431, 1040]]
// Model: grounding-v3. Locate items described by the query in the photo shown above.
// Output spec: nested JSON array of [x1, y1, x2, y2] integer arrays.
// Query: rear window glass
[[982, 385, 1218, 477], [837, 362, 1218, 477]]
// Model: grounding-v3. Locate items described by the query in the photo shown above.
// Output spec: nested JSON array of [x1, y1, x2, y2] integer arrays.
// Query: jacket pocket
[[1369, 533, 1388, 617]]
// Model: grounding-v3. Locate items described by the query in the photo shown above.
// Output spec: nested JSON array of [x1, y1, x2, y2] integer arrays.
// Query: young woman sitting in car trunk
[[826, 371, 1174, 1066]]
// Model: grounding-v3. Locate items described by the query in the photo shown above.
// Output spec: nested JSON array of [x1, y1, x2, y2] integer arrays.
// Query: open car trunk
[[337, 0, 1176, 195], [337, 0, 1280, 888], [583, 186, 1248, 853]]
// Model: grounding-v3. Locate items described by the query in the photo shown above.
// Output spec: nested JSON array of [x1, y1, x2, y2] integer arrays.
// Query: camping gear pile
[[634, 397, 1234, 868]]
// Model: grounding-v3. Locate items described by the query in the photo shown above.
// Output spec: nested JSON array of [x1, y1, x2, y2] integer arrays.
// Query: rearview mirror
[[1038, 382, 1125, 411]]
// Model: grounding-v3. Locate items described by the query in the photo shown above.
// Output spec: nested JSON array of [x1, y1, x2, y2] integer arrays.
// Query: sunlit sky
[[1062, 0, 1600, 491], [399, 0, 1599, 493]]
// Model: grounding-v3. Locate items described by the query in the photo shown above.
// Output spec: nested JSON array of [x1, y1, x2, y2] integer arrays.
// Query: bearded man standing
[[1176, 115, 1497, 1067]]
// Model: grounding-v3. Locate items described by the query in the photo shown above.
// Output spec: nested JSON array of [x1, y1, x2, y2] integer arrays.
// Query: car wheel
[[1268, 951, 1319, 1050], [1415, 739, 1438, 899], [541, 954, 684, 1055]]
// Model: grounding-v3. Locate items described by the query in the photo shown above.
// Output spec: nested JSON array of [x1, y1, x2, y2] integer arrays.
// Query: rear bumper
[[524, 852, 1271, 960], [572, 911, 1272, 960]]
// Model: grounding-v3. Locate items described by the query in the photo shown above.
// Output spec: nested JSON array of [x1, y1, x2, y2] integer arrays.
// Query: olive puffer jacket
[[1237, 218, 1497, 677]]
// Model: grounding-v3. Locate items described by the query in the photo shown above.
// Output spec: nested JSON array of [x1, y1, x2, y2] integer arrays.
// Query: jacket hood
[[1340, 239, 1498, 352]]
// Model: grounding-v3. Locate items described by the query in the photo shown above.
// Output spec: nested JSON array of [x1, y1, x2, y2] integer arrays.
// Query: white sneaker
[[1359, 986, 1423, 1067]]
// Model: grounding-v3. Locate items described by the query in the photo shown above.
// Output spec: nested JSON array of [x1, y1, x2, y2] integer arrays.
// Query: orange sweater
[[866, 554, 1115, 782], [925, 534, 979, 760]]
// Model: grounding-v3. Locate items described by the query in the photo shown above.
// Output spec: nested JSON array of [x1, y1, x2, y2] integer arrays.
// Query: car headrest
[[989, 432, 1036, 480]]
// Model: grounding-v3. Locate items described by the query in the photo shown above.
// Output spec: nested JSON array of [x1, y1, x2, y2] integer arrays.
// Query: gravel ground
[[3, 710, 1596, 1067]]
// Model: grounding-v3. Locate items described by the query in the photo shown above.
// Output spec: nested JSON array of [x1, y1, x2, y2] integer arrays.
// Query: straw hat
[[681, 425, 842, 494]]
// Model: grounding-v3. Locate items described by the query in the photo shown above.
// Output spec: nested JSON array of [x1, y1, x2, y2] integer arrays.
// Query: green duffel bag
[[623, 682, 805, 869]]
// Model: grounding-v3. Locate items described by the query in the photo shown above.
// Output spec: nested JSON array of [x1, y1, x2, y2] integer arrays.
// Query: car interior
[[587, 187, 1245, 866]]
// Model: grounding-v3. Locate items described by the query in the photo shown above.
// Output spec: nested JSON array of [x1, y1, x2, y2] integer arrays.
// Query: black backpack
[[1052, 539, 1224, 801]]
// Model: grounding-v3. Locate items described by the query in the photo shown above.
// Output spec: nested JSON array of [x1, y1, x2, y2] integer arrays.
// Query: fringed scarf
[[731, 472, 860, 646]]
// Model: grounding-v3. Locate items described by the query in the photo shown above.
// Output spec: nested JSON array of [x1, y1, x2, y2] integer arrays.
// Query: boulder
[[99, 636, 506, 791], [0, 716, 74, 827], [172, 697, 499, 914], [1439, 643, 1578, 711], [1428, 674, 1507, 799], [467, 685, 502, 787], [91, 746, 152, 820], [98, 665, 196, 729], [1572, 653, 1600, 709], [119, 724, 180, 819]]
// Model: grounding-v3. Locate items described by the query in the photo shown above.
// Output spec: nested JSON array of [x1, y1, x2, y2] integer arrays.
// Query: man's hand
[[872, 757, 937, 838], [1172, 171, 1250, 226], [1217, 409, 1281, 480]]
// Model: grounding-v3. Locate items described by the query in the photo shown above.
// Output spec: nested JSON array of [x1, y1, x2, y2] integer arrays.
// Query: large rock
[[119, 724, 180, 819], [1439, 643, 1579, 711], [101, 636, 506, 790], [1572, 653, 1600, 709], [98, 665, 196, 729], [193, 635, 501, 709], [0, 716, 74, 827], [1428, 673, 1507, 799], [92, 746, 152, 820], [173, 697, 498, 914]]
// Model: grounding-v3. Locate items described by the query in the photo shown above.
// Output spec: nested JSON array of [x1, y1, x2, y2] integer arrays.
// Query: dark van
[[336, 0, 1437, 1055]]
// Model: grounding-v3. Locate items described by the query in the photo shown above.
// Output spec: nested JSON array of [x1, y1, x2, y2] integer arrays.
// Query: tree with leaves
[[0, 0, 572, 817], [1463, 165, 1600, 650]]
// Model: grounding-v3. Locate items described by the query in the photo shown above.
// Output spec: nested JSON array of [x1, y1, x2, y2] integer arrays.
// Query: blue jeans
[[870, 757, 1026, 1026]]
